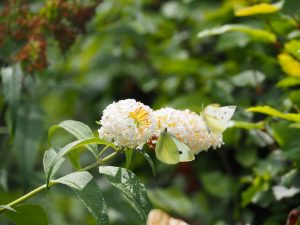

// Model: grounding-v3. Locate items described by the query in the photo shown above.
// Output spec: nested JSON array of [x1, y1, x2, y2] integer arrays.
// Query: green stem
[[0, 150, 120, 214], [0, 183, 53, 214], [263, 18, 282, 46], [97, 145, 110, 159], [80, 151, 118, 171]]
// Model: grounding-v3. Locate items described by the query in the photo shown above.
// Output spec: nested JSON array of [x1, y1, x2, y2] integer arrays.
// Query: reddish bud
[[147, 135, 158, 150], [286, 209, 300, 225]]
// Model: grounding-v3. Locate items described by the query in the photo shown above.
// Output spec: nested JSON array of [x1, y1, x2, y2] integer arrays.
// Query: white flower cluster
[[153, 108, 223, 154], [98, 99, 226, 153], [98, 99, 156, 149]]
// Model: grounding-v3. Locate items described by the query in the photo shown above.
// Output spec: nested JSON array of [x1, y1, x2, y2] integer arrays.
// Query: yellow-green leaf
[[197, 24, 276, 43], [45, 137, 114, 188], [234, 1, 284, 17], [278, 53, 300, 77], [48, 120, 98, 157], [284, 40, 300, 61], [290, 122, 300, 129], [277, 77, 300, 88], [247, 106, 300, 122]]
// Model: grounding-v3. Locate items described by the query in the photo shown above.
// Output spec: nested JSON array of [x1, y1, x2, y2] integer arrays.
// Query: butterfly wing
[[204, 105, 236, 120], [155, 130, 195, 164], [170, 136, 195, 162], [155, 130, 179, 164], [204, 116, 229, 134], [203, 105, 236, 134]]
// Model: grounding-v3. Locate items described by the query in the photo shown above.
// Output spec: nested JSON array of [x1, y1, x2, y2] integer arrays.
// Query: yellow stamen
[[129, 107, 151, 133]]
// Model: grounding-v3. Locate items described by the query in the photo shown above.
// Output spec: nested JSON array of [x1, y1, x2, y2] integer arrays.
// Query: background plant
[[1, 0, 300, 225]]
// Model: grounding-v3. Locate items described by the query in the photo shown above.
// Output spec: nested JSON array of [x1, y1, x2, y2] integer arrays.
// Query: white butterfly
[[202, 104, 236, 134], [147, 209, 189, 225]]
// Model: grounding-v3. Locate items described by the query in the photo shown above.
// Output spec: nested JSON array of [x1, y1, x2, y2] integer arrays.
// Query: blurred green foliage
[[1, 0, 300, 224]]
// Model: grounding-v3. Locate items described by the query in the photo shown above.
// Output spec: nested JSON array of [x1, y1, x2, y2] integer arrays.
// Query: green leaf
[[217, 32, 250, 50], [241, 174, 270, 207], [73, 180, 109, 225], [234, 1, 284, 17], [148, 188, 193, 217], [0, 169, 8, 191], [284, 39, 300, 61], [276, 77, 300, 88], [99, 179, 143, 224], [46, 137, 112, 187], [283, 147, 300, 162], [197, 24, 276, 43], [280, 169, 298, 187], [136, 150, 156, 176], [161, 1, 187, 20], [53, 171, 93, 190], [289, 90, 300, 106], [241, 185, 258, 207], [99, 166, 152, 222], [231, 70, 266, 87], [247, 105, 300, 122], [288, 30, 300, 40], [52, 137, 109, 162], [272, 121, 300, 148], [68, 151, 82, 170], [235, 147, 257, 167], [278, 53, 300, 77], [200, 171, 237, 199], [250, 130, 274, 147], [290, 122, 300, 129], [5, 204, 48, 225], [54, 172, 108, 225], [48, 120, 98, 157], [43, 148, 65, 180], [0, 64, 23, 106], [13, 105, 44, 188]]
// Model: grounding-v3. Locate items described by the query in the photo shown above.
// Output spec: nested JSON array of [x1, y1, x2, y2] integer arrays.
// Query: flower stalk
[[0, 184, 50, 214], [0, 151, 119, 215]]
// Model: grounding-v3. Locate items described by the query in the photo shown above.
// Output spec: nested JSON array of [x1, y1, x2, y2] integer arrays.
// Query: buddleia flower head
[[153, 107, 223, 154], [98, 99, 156, 148]]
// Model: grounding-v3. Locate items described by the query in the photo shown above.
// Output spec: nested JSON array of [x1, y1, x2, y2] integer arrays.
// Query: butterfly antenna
[[200, 103, 205, 115], [205, 124, 211, 134]]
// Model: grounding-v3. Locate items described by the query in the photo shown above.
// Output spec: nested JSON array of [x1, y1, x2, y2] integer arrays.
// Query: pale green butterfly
[[202, 104, 236, 134], [155, 129, 195, 164]]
